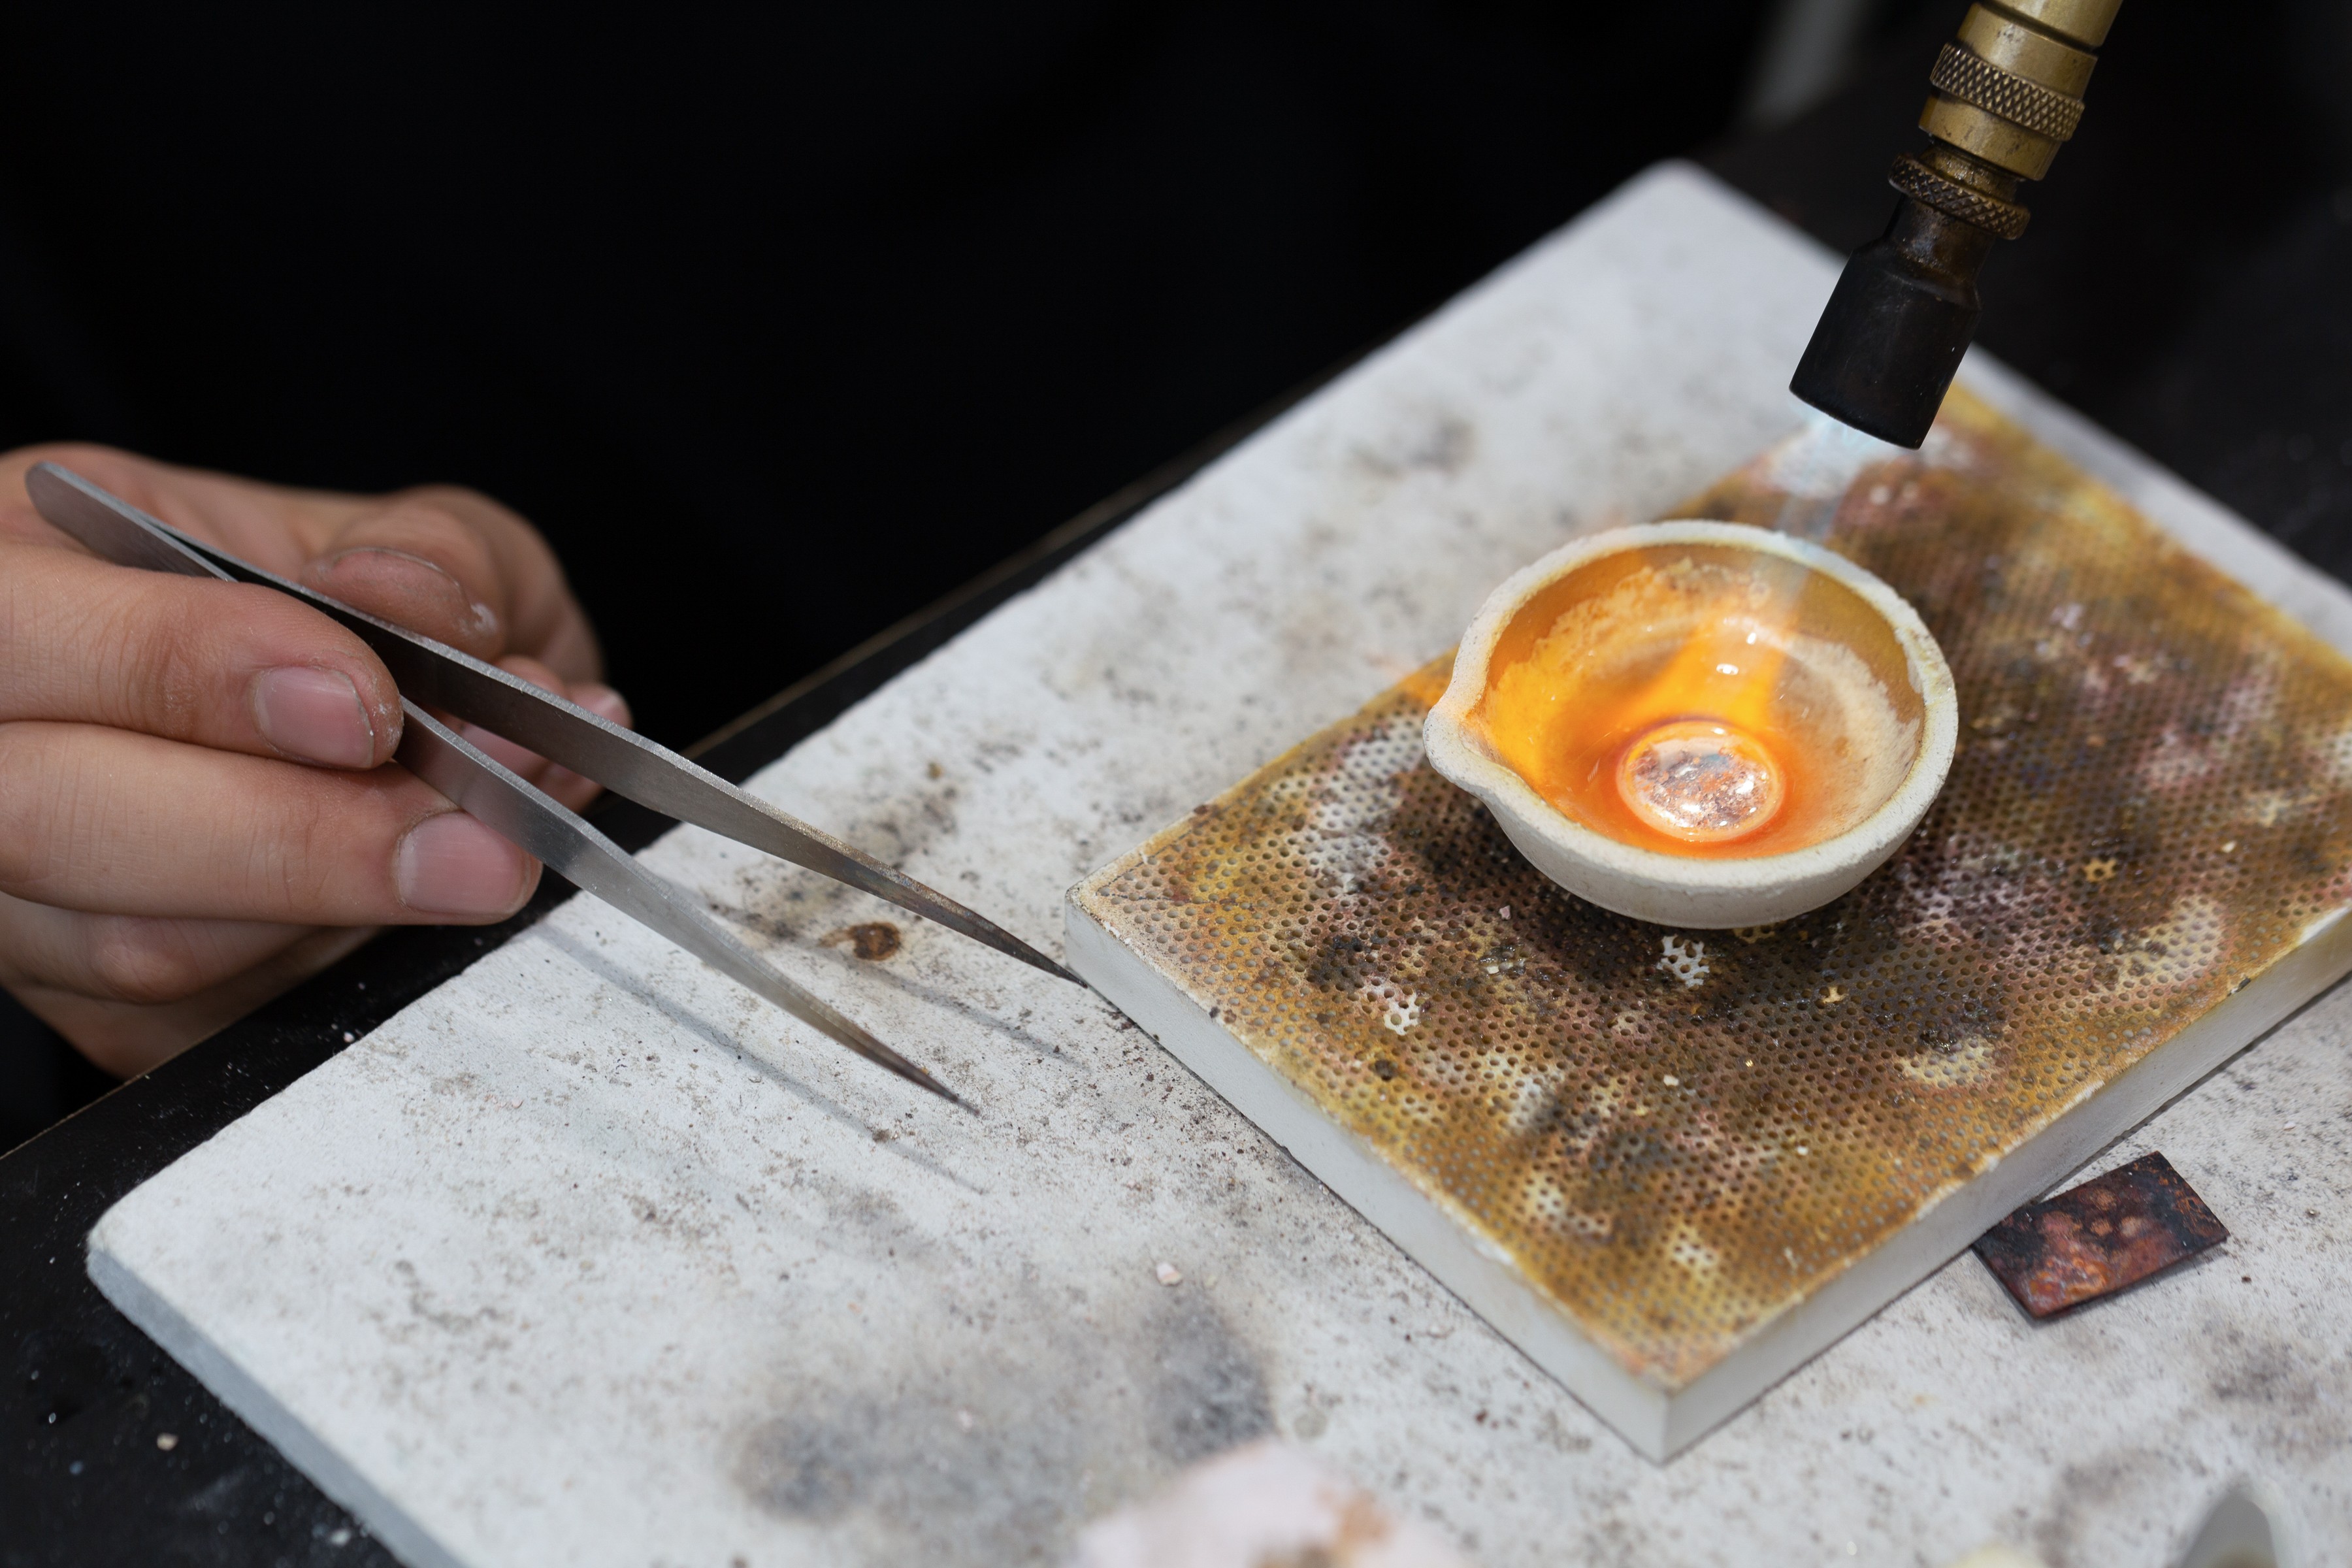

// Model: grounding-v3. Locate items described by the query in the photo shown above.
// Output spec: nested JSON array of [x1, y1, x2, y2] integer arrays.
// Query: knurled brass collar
[[1931, 42, 2085, 140], [1890, 152, 2032, 238]]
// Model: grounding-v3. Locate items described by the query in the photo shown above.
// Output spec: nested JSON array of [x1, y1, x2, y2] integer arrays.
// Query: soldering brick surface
[[1073, 384, 2352, 1439], [89, 168, 2352, 1567]]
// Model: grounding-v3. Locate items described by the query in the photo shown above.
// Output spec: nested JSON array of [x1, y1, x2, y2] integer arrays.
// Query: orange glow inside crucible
[[1473, 543, 1923, 861]]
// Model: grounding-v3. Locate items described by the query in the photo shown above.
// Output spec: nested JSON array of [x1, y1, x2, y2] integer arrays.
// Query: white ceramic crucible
[[1423, 521, 1958, 928]]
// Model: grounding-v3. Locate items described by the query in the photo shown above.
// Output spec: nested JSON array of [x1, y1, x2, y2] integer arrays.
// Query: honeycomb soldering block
[[1065, 386, 2352, 1460]]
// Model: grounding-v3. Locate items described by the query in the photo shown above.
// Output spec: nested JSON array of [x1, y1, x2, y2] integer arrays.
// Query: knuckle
[[88, 578, 329, 744], [0, 724, 72, 889], [393, 483, 497, 523], [81, 918, 213, 1005], [289, 797, 361, 912], [273, 771, 404, 919], [105, 596, 211, 742], [376, 493, 485, 551]]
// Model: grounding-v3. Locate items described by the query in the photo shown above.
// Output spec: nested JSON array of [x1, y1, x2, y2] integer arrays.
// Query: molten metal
[[1616, 719, 1786, 842]]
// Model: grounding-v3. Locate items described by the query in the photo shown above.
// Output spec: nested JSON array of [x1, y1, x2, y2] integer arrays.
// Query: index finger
[[0, 540, 405, 768]]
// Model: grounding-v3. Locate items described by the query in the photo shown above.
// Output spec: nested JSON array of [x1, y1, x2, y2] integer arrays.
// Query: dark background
[[3, 0, 2350, 1135], [0, 0, 1881, 749]]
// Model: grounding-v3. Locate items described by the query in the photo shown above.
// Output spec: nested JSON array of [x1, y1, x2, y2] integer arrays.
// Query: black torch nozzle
[[1793, 190, 2000, 449], [1791, 0, 2123, 449]]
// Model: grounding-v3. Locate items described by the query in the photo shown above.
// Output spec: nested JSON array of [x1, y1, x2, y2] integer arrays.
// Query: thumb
[[302, 497, 510, 659]]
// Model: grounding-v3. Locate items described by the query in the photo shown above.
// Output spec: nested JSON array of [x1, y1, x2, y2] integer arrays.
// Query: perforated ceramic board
[[1066, 386, 2352, 1458]]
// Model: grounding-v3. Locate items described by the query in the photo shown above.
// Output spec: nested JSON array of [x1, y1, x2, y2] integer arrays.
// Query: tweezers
[[28, 462, 1076, 1105]]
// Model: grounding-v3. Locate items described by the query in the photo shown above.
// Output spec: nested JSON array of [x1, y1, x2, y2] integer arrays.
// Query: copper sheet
[[1972, 1151, 2229, 1318], [1073, 386, 2352, 1391]]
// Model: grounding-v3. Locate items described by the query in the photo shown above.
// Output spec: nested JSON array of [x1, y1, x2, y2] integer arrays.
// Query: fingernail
[[252, 666, 376, 768], [397, 813, 532, 917]]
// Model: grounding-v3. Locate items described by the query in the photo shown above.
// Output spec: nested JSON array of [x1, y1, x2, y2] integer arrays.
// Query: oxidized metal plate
[[1074, 387, 2352, 1392], [1972, 1151, 2229, 1318]]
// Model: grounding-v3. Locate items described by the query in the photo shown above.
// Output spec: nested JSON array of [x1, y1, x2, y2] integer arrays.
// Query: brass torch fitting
[[1790, 0, 2122, 447]]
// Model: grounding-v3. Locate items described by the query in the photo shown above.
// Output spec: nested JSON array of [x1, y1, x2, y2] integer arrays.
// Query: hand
[[0, 443, 627, 1077]]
